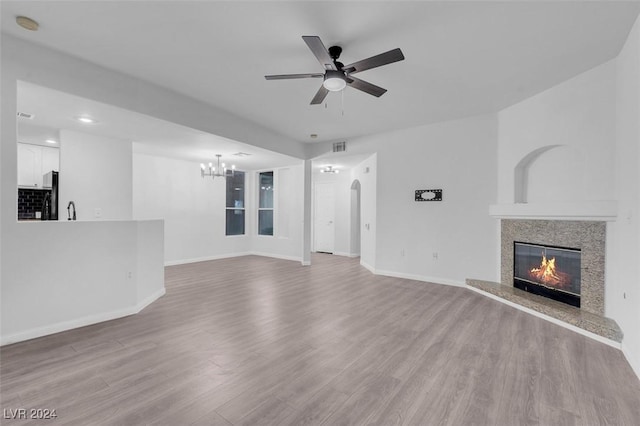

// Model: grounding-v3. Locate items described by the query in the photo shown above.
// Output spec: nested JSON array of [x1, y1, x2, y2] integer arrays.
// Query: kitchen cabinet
[[17, 143, 59, 188], [41, 146, 59, 180]]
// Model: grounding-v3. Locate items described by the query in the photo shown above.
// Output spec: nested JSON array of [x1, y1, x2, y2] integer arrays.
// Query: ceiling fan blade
[[310, 85, 329, 105], [265, 73, 324, 80], [346, 76, 387, 97], [302, 36, 337, 71], [343, 48, 405, 74]]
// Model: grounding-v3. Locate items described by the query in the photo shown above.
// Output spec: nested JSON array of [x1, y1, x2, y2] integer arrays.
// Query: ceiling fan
[[265, 36, 405, 105]]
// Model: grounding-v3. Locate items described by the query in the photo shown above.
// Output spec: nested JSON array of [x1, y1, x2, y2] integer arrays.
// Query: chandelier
[[200, 154, 236, 179], [320, 165, 339, 174]]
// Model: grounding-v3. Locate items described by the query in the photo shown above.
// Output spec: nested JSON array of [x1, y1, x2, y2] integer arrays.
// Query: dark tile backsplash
[[18, 188, 51, 220]]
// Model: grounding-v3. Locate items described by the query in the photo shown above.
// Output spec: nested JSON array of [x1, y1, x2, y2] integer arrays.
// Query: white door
[[314, 183, 335, 253]]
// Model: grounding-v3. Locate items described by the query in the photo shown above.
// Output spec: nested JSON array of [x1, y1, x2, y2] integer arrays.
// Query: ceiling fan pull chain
[[341, 89, 345, 116]]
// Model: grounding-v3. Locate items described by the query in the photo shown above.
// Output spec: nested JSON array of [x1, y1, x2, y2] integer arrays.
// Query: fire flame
[[529, 253, 571, 289]]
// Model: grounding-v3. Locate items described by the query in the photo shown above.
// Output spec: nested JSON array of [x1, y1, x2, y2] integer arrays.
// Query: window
[[258, 171, 274, 236], [225, 171, 245, 235]]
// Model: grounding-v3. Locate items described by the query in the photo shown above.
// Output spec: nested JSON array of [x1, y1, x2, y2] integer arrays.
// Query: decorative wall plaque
[[415, 189, 443, 202]]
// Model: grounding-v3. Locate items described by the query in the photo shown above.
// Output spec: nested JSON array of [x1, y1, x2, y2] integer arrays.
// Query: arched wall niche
[[514, 145, 585, 204]]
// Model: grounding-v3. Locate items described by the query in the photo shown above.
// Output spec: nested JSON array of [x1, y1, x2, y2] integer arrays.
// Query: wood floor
[[1, 254, 639, 425]]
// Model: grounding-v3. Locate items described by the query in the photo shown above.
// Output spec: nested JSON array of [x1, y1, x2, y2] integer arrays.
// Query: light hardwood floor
[[1, 254, 639, 425]]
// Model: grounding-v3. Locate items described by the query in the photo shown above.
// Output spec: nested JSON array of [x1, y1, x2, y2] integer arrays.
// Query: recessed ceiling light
[[75, 115, 97, 124], [310, 134, 318, 139], [45, 139, 57, 144], [16, 16, 39, 31]]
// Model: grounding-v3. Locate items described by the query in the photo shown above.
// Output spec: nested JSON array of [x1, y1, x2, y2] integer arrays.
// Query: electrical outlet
[[432, 252, 439, 260], [94, 208, 102, 218], [127, 271, 133, 279]]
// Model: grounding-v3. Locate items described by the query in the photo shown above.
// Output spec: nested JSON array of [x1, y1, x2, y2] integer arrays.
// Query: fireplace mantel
[[489, 201, 617, 221]]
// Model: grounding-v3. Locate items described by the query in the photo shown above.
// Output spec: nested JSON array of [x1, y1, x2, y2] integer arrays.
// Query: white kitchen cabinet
[[17, 143, 41, 187], [17, 143, 59, 188], [41, 145, 60, 178]]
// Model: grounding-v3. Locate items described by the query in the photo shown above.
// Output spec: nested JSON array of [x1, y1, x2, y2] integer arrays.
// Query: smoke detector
[[16, 16, 39, 32]]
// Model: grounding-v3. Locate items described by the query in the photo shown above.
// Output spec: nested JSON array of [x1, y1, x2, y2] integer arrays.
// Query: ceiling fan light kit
[[265, 35, 404, 105], [323, 70, 347, 91]]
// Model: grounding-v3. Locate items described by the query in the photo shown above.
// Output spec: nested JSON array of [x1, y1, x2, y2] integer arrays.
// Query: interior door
[[314, 183, 335, 253]]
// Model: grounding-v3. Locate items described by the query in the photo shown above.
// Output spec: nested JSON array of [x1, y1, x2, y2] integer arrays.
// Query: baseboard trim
[[249, 252, 302, 262], [375, 269, 465, 287], [165, 252, 251, 266], [165, 252, 303, 266], [466, 285, 621, 349], [622, 342, 640, 381], [360, 260, 375, 273], [0, 287, 165, 347], [136, 287, 166, 312], [333, 251, 360, 258]]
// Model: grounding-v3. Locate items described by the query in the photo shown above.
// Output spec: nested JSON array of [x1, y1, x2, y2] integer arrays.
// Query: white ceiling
[[17, 81, 301, 170], [3, 1, 639, 145]]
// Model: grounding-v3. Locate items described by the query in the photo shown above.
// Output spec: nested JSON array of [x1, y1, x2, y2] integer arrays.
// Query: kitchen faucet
[[67, 201, 76, 221]]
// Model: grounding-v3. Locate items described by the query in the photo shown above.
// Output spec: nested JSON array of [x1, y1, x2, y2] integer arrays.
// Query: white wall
[[133, 152, 304, 264], [611, 14, 640, 376], [2, 70, 164, 345], [60, 129, 132, 221], [498, 60, 616, 204], [133, 152, 251, 263], [311, 115, 499, 285], [351, 154, 378, 271], [249, 165, 305, 261], [495, 23, 640, 377], [0, 219, 165, 346]]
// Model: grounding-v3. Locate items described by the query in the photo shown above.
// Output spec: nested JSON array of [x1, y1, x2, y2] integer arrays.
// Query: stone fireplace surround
[[467, 218, 622, 343], [502, 219, 605, 315]]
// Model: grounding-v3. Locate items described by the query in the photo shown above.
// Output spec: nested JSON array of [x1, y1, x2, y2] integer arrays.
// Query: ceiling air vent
[[17, 111, 35, 120], [333, 141, 346, 153]]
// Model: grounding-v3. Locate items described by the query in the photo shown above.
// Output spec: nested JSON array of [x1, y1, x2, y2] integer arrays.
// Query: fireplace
[[513, 242, 581, 308]]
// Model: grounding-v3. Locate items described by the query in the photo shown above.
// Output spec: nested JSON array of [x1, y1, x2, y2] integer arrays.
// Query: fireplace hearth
[[466, 219, 620, 342], [514, 242, 581, 308]]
